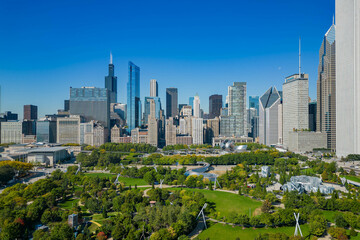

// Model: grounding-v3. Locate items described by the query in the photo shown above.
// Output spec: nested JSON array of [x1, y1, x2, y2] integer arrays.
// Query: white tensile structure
[[294, 213, 303, 237], [196, 203, 208, 229]]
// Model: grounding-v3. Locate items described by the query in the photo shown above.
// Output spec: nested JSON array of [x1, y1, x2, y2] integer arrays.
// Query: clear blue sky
[[0, 0, 335, 119]]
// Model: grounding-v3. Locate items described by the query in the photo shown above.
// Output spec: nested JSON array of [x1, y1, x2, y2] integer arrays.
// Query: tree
[[265, 193, 277, 203], [334, 213, 349, 228], [0, 165, 15, 185], [261, 200, 272, 213], [144, 171, 157, 184], [309, 215, 327, 237]]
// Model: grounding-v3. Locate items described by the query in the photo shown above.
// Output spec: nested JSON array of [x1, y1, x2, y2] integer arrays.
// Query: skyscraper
[[24, 105, 38, 120], [309, 101, 317, 132], [317, 21, 336, 149], [69, 87, 110, 130], [127, 62, 141, 132], [209, 94, 222, 119], [105, 53, 118, 104], [189, 97, 194, 112], [193, 94, 200, 118], [166, 88, 178, 118], [150, 79, 158, 97], [144, 97, 161, 124], [259, 87, 281, 145], [282, 73, 309, 147], [57, 115, 82, 144], [249, 96, 259, 113], [192, 118, 203, 145], [148, 99, 158, 147], [220, 82, 247, 137], [336, 0, 360, 156]]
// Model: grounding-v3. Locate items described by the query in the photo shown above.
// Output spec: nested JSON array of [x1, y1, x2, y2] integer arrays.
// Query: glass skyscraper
[[37, 120, 57, 143], [105, 53, 118, 104], [127, 62, 140, 132], [249, 96, 259, 113]]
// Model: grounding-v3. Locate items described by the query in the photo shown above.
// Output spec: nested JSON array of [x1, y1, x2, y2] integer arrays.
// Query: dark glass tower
[[166, 88, 178, 118], [209, 94, 222, 119], [105, 53, 118, 103], [127, 61, 140, 132]]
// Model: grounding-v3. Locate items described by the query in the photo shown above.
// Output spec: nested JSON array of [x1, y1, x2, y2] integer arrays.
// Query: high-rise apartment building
[[220, 82, 247, 137], [105, 53, 118, 103], [127, 62, 141, 132], [150, 79, 158, 97], [193, 94, 200, 118], [259, 87, 281, 145], [209, 94, 222, 119], [70, 87, 110, 131], [282, 74, 309, 147], [317, 21, 336, 149], [57, 115, 82, 144], [166, 88, 178, 118], [192, 118, 203, 145], [24, 105, 38, 120], [336, 0, 360, 156]]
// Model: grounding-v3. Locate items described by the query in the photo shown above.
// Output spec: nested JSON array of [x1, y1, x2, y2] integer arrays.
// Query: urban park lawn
[[84, 173, 147, 186], [169, 188, 262, 219], [197, 223, 310, 240]]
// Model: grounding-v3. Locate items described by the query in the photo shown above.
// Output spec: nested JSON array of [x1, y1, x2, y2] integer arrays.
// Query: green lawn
[[84, 173, 147, 186], [197, 223, 310, 240], [340, 175, 360, 183], [169, 188, 262, 220], [322, 210, 338, 223], [58, 198, 79, 210]]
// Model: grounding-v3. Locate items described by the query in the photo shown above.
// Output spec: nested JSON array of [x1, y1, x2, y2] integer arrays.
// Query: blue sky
[[0, 0, 335, 118]]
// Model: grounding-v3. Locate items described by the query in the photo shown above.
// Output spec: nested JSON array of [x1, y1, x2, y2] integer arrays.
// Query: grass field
[[84, 173, 147, 186], [340, 175, 360, 183], [197, 223, 310, 240], [169, 188, 262, 219], [58, 198, 79, 210]]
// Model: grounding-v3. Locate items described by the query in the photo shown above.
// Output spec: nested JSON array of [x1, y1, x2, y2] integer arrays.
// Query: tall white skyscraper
[[193, 94, 200, 118], [192, 117, 203, 145], [259, 87, 282, 146], [336, 0, 360, 157], [150, 79, 158, 97], [282, 74, 309, 147]]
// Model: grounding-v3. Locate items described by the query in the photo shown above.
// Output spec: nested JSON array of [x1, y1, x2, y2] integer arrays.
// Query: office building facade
[[193, 94, 200, 118], [144, 97, 161, 124], [24, 105, 38, 120], [282, 74, 309, 147], [36, 119, 57, 143], [70, 87, 110, 130], [147, 99, 158, 147], [336, 0, 360, 156], [259, 87, 281, 145], [249, 96, 259, 113], [209, 94, 222, 119], [57, 115, 82, 144], [166, 88, 178, 118], [317, 21, 336, 149], [150, 79, 158, 97], [127, 62, 141, 132], [105, 53, 118, 104], [1, 121, 22, 144], [309, 101, 317, 132]]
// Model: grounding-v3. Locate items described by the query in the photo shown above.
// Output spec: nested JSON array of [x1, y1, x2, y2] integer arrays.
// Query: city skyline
[[0, 0, 335, 118]]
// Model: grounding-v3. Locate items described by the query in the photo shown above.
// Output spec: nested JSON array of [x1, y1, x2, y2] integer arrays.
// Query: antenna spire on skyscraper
[[299, 36, 301, 76], [110, 52, 113, 65]]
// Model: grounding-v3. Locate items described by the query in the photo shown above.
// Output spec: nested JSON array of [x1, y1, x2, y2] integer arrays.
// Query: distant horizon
[[0, 0, 335, 119]]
